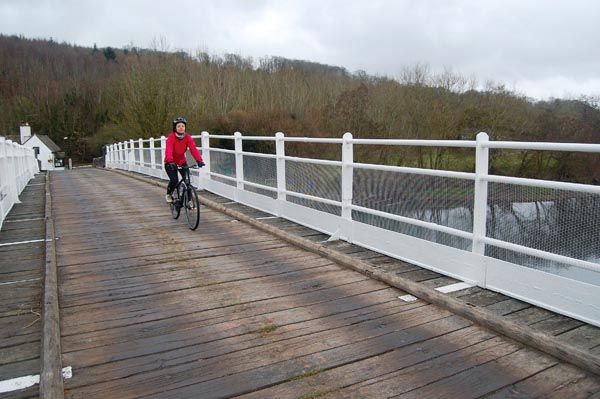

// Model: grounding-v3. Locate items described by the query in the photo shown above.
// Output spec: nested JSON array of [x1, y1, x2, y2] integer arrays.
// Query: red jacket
[[164, 132, 203, 165]]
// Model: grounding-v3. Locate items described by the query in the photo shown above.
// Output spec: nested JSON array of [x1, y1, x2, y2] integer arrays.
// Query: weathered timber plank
[[64, 293, 416, 385], [61, 287, 402, 353], [557, 325, 600, 349], [389, 348, 557, 398], [64, 314, 468, 398], [60, 278, 388, 336], [237, 325, 498, 399], [483, 362, 600, 399]]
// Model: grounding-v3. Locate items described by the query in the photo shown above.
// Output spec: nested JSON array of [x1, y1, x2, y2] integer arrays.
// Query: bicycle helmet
[[172, 116, 187, 139]]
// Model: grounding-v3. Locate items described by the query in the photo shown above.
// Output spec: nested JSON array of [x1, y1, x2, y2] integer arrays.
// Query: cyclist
[[164, 116, 205, 203]]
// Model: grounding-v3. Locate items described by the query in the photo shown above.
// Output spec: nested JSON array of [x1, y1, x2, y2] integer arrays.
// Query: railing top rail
[[351, 138, 477, 148], [283, 137, 344, 144], [207, 134, 234, 139], [484, 141, 600, 152], [205, 134, 343, 144], [186, 133, 600, 153], [238, 136, 277, 141]]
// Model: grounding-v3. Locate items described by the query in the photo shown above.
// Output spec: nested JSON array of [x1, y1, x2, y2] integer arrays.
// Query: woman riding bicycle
[[164, 116, 204, 203]]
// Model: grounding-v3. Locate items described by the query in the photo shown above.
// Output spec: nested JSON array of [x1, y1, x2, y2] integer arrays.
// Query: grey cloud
[[1, 0, 599, 99]]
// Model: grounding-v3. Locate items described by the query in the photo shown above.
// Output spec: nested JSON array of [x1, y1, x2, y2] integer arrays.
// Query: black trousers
[[165, 163, 189, 194]]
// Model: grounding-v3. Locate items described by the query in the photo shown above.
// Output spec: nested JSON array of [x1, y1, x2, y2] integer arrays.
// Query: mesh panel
[[213, 175, 236, 186], [131, 148, 139, 164], [286, 160, 341, 215], [487, 183, 600, 280], [353, 168, 474, 250], [210, 150, 236, 178], [142, 148, 151, 166], [185, 151, 196, 165], [243, 155, 277, 199], [154, 149, 162, 165], [243, 155, 277, 188]]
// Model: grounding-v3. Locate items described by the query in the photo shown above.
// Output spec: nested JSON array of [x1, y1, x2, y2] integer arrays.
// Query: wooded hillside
[[1, 35, 598, 182]]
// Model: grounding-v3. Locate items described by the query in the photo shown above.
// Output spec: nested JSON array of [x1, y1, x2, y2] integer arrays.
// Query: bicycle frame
[[169, 165, 200, 230]]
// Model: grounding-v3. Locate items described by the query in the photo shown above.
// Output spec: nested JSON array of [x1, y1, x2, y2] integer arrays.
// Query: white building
[[20, 124, 65, 171]]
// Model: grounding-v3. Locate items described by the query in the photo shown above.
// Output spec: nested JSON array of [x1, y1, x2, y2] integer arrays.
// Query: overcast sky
[[2, 0, 599, 101]]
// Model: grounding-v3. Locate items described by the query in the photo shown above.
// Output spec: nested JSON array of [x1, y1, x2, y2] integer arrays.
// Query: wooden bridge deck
[[1, 168, 599, 398]]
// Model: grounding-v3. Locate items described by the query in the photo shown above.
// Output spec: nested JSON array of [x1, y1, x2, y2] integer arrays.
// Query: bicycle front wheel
[[183, 187, 200, 230], [170, 187, 181, 219]]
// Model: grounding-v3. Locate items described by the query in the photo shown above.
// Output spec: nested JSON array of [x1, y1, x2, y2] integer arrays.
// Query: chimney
[[20, 121, 32, 144]]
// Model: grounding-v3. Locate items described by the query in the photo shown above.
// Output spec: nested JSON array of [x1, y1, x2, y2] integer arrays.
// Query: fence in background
[[0, 137, 39, 230], [105, 132, 600, 326]]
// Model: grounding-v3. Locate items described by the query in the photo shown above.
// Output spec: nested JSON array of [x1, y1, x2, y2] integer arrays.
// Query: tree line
[[1, 34, 599, 183]]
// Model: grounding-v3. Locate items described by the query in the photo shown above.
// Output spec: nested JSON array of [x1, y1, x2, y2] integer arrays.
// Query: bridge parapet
[[0, 136, 38, 230]]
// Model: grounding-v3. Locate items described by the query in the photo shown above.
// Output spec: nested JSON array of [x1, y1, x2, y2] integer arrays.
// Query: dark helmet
[[172, 116, 187, 139]]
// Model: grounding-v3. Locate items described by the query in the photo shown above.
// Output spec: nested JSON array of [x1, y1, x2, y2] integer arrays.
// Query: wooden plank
[[387, 348, 557, 398], [61, 286, 402, 353], [60, 278, 386, 335], [64, 293, 420, 383], [236, 326, 499, 399], [484, 362, 600, 399], [64, 314, 469, 398], [557, 325, 600, 349]]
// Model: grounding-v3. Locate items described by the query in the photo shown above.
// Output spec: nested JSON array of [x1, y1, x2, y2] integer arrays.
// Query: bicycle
[[169, 165, 200, 230]]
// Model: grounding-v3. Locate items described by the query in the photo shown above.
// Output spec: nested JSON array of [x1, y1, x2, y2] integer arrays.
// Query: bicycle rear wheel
[[170, 186, 181, 219], [183, 187, 200, 230]]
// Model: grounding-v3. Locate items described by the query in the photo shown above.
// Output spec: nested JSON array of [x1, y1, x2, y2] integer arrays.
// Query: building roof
[[24, 134, 62, 152]]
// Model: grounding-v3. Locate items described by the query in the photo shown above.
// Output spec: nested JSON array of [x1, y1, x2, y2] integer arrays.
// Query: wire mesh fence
[[285, 160, 342, 215], [353, 168, 474, 250]]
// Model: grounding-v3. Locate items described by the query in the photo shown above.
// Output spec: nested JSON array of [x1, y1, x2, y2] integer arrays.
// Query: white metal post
[[119, 142, 124, 167], [472, 132, 489, 258], [0, 137, 6, 222], [149, 138, 155, 173], [200, 132, 211, 188], [122, 141, 128, 170], [341, 132, 354, 242], [160, 136, 167, 179], [7, 141, 19, 205], [138, 138, 144, 171], [275, 132, 286, 217], [234, 132, 244, 198], [129, 139, 135, 171]]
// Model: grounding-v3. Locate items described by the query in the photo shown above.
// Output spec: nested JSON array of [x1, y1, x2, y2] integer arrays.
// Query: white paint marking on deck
[[0, 366, 72, 394], [435, 282, 474, 293], [0, 238, 59, 247], [223, 201, 237, 204], [62, 366, 73, 379], [4, 217, 46, 223], [399, 294, 418, 302], [255, 216, 278, 220], [0, 278, 41, 286], [26, 183, 46, 186], [399, 282, 474, 302]]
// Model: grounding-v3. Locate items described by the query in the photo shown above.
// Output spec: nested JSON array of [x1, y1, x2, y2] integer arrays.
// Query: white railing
[[105, 132, 600, 326], [0, 137, 39, 230]]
